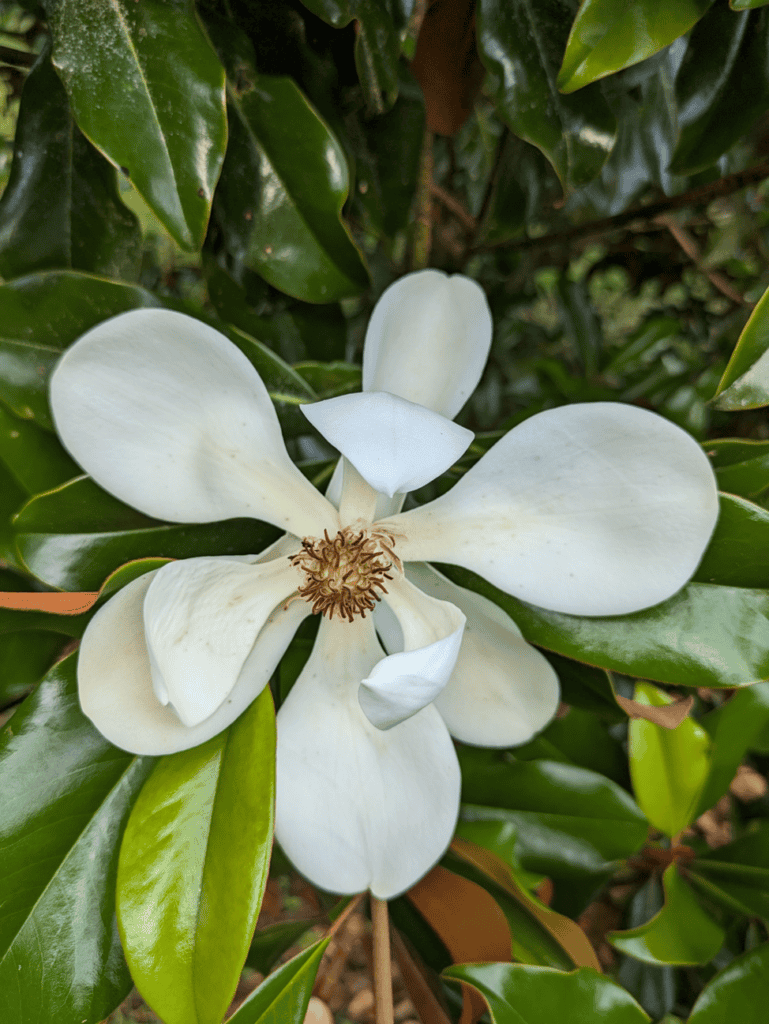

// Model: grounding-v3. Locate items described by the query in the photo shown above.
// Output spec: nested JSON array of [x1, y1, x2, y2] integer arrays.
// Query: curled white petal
[[302, 391, 473, 498], [362, 270, 492, 419], [383, 403, 720, 616], [143, 555, 300, 727], [78, 570, 309, 755], [275, 616, 460, 899], [50, 308, 338, 537]]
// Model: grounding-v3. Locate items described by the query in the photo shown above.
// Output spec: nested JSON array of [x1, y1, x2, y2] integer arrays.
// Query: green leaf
[[0, 49, 140, 280], [557, 0, 714, 93], [608, 864, 724, 966], [227, 938, 329, 1024], [476, 0, 616, 189], [695, 683, 769, 814], [14, 475, 277, 591], [688, 943, 769, 1022], [688, 822, 769, 919], [706, 438, 769, 498], [671, 6, 769, 175], [714, 281, 769, 409], [556, 275, 603, 377], [117, 687, 276, 1024], [0, 655, 153, 1023], [48, 0, 226, 250], [213, 77, 368, 303], [439, 564, 769, 689], [694, 493, 769, 588], [628, 681, 710, 836], [299, 0, 401, 115], [512, 705, 628, 786], [547, 652, 626, 722], [0, 629, 68, 705], [731, 0, 769, 8], [443, 962, 650, 1024], [0, 270, 160, 429], [0, 402, 78, 497], [246, 919, 320, 974], [616, 879, 676, 1020]]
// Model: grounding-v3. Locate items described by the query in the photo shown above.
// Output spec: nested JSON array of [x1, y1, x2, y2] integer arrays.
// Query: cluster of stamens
[[289, 526, 402, 622]]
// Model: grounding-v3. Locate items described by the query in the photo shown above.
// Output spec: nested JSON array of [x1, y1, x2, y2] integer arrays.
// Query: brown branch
[[471, 161, 769, 255], [430, 182, 476, 233], [371, 896, 394, 1024], [390, 926, 453, 1024], [655, 214, 751, 306]]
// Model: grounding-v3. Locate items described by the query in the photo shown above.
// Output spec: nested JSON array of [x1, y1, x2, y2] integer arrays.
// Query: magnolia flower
[[50, 270, 720, 900]]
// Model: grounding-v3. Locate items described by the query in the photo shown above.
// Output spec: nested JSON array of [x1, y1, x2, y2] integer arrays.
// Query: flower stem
[[412, 129, 434, 270], [371, 895, 394, 1024]]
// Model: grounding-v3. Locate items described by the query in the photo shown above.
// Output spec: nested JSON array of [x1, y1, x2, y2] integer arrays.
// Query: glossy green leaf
[[14, 475, 278, 591], [694, 493, 769, 588], [714, 281, 769, 409], [0, 655, 153, 1024], [0, 629, 68, 706], [117, 687, 276, 1024], [213, 77, 368, 302], [688, 822, 769, 919], [246, 919, 320, 974], [512, 705, 628, 785], [227, 938, 329, 1024], [48, 0, 226, 250], [439, 564, 769, 689], [0, 602, 89, 640], [547, 652, 625, 722], [671, 6, 769, 175], [0, 270, 160, 429], [458, 748, 647, 915], [696, 683, 769, 814], [0, 50, 140, 281], [609, 864, 724, 966], [629, 681, 710, 836], [688, 943, 769, 1022], [557, 0, 713, 93], [616, 879, 676, 1020], [444, 962, 650, 1024], [0, 403, 78, 498], [300, 0, 401, 115], [476, 0, 616, 189], [706, 438, 769, 497]]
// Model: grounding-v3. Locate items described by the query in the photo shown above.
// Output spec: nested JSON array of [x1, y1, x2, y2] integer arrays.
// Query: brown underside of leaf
[[615, 693, 695, 728], [0, 590, 98, 613]]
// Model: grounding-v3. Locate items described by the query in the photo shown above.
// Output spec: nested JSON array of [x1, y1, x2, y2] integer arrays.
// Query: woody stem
[[371, 895, 394, 1024]]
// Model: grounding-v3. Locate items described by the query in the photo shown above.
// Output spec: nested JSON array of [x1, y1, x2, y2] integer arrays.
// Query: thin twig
[[324, 891, 366, 943], [371, 895, 394, 1024], [412, 129, 435, 270], [470, 161, 769, 255], [430, 182, 476, 232], [471, 125, 510, 246], [655, 213, 750, 306]]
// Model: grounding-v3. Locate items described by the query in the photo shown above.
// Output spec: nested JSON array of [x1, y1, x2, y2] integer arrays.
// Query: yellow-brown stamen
[[289, 526, 400, 622]]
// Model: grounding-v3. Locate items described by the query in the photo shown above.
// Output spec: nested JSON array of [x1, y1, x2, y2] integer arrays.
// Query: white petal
[[50, 308, 338, 537], [383, 403, 720, 616], [78, 570, 309, 755], [302, 392, 473, 498], [362, 270, 492, 419], [325, 458, 405, 520], [143, 556, 300, 727], [275, 616, 461, 899], [402, 564, 560, 746]]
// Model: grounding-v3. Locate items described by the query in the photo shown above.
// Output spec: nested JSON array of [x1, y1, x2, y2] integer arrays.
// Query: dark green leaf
[[48, 0, 226, 250], [628, 681, 710, 837], [0, 270, 160, 430], [616, 880, 676, 1020], [0, 402, 78, 496], [299, 0, 401, 115], [0, 50, 140, 280], [0, 655, 153, 1024], [689, 822, 769, 919], [226, 938, 330, 1024], [608, 864, 724, 966], [439, 564, 769, 689], [0, 629, 68, 706], [706, 438, 769, 498], [546, 652, 625, 722], [444, 962, 650, 1023], [476, 0, 616, 188], [687, 943, 769, 1023], [213, 77, 368, 303], [513, 705, 628, 786], [671, 6, 769, 175], [117, 687, 275, 1024], [694, 493, 769, 588], [696, 683, 769, 814], [557, 0, 713, 93], [14, 475, 278, 591], [556, 275, 602, 377], [714, 281, 769, 409]]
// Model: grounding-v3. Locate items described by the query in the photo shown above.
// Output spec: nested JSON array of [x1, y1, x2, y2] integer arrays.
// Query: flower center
[[289, 526, 401, 622]]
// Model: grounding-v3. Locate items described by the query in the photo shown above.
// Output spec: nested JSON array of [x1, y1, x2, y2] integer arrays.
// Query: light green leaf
[[714, 281, 769, 409], [629, 682, 710, 836], [227, 938, 330, 1024], [558, 0, 714, 93], [443, 962, 650, 1023], [608, 864, 724, 966], [117, 688, 276, 1024]]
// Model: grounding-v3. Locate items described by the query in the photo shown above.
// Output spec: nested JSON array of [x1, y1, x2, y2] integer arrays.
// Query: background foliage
[[1, 0, 769, 1022]]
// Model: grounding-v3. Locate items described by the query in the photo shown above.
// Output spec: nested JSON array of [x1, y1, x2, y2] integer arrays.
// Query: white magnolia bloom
[[50, 270, 720, 900]]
